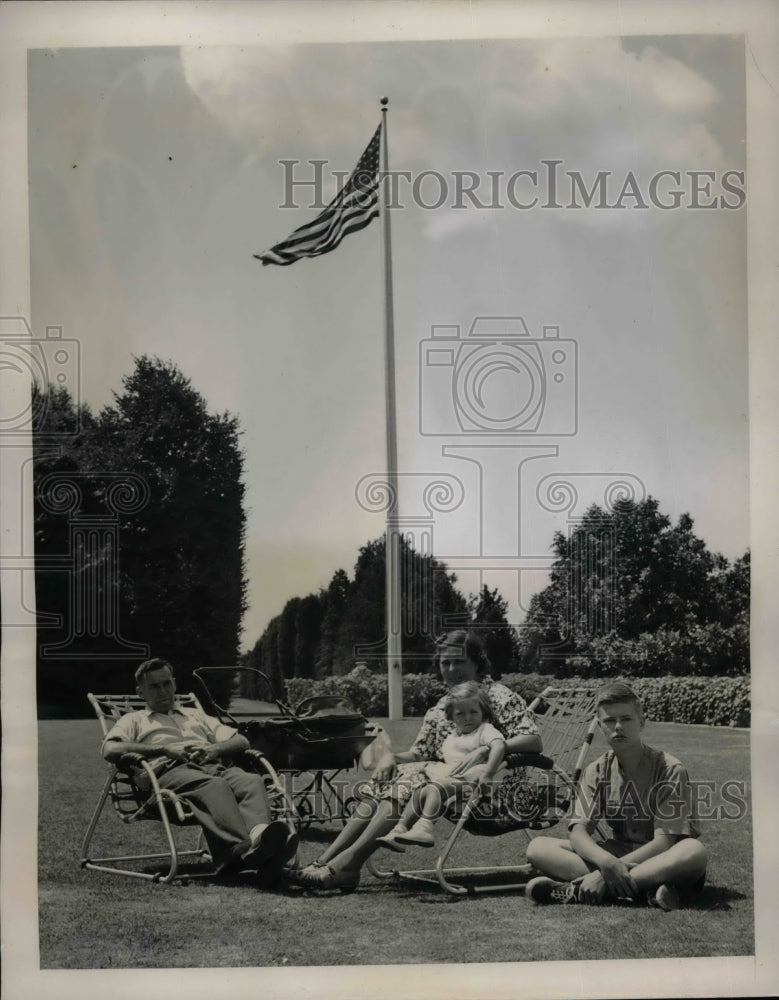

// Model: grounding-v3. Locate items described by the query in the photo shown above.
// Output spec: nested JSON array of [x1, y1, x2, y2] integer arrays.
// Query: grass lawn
[[38, 717, 753, 968]]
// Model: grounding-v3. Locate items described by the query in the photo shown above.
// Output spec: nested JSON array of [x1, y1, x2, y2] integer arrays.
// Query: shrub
[[498, 673, 750, 727], [543, 625, 750, 679], [284, 667, 749, 727]]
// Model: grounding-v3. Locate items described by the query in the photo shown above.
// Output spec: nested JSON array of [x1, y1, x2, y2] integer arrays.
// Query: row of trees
[[245, 536, 519, 695], [248, 497, 749, 688], [34, 355, 748, 712], [34, 357, 247, 712]]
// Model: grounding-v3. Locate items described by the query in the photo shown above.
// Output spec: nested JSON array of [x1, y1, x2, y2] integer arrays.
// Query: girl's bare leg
[[396, 792, 420, 831], [418, 783, 445, 821]]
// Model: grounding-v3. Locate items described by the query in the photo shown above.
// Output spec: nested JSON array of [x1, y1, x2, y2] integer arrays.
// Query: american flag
[[256, 123, 382, 266]]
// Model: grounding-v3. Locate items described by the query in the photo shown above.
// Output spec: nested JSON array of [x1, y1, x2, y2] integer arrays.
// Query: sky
[[27, 34, 749, 650]]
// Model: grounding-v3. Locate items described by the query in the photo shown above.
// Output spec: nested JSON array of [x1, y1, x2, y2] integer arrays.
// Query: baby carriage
[[192, 667, 380, 828]]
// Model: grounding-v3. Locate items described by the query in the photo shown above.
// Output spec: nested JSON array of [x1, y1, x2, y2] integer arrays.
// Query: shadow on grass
[[364, 878, 751, 909], [688, 885, 749, 911], [298, 825, 348, 843]]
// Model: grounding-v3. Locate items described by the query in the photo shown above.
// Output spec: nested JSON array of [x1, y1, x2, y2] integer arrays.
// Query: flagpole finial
[[380, 97, 388, 107]]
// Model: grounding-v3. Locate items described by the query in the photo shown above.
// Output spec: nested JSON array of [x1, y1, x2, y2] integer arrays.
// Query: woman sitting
[[288, 629, 542, 891]]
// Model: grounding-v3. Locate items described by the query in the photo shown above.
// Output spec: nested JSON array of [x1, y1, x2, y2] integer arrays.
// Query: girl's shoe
[[291, 864, 360, 893], [375, 826, 409, 853], [394, 820, 435, 847]]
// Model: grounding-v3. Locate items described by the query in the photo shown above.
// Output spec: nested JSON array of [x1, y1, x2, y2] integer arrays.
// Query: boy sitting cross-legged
[[525, 681, 708, 911]]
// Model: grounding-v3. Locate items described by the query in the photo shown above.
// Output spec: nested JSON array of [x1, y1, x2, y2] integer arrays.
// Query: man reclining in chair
[[102, 658, 295, 879], [525, 681, 708, 911]]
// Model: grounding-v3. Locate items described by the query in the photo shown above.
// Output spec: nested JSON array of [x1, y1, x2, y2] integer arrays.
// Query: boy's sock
[[647, 883, 681, 912]]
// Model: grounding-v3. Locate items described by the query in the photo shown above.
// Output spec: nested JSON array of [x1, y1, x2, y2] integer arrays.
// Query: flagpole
[[379, 97, 403, 721]]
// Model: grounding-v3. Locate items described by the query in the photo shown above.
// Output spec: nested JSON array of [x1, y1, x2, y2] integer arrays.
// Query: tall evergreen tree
[[32, 385, 106, 710], [293, 594, 324, 679], [314, 569, 350, 677], [94, 356, 247, 690], [330, 536, 468, 672], [468, 585, 518, 677], [247, 616, 283, 697]]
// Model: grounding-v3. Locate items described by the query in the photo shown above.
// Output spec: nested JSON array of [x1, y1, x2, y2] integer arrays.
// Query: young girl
[[376, 681, 506, 849]]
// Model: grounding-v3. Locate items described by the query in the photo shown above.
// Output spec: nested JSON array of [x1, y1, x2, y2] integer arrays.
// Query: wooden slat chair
[[368, 686, 603, 896], [80, 691, 298, 883]]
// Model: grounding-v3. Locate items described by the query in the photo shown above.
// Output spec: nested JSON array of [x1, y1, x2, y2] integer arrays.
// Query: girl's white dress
[[422, 721, 507, 784]]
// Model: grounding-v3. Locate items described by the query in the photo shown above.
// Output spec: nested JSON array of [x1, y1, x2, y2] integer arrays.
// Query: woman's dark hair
[[434, 629, 491, 678]]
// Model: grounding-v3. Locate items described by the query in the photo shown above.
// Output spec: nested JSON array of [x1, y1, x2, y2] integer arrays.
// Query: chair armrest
[[505, 751, 556, 770], [115, 751, 146, 772], [240, 748, 286, 790]]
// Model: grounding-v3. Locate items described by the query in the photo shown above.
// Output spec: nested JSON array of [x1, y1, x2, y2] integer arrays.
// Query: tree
[[331, 536, 469, 673], [246, 616, 283, 697], [93, 356, 247, 691], [251, 535, 473, 680], [293, 594, 324, 679], [468, 585, 518, 677], [518, 496, 749, 675], [314, 569, 350, 677], [32, 385, 109, 711]]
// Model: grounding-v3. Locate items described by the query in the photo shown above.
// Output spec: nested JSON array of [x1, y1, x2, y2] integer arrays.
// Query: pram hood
[[192, 667, 378, 771]]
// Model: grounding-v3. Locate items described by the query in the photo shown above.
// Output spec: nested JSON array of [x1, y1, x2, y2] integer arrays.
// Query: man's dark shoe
[[242, 820, 288, 869], [215, 839, 253, 876], [280, 831, 299, 866]]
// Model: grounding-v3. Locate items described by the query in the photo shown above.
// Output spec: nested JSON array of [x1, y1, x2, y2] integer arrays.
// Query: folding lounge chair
[[80, 691, 299, 883], [368, 685, 603, 896]]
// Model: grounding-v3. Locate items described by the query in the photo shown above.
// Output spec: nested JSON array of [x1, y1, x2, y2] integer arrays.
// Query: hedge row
[[284, 666, 750, 727], [558, 622, 749, 678], [500, 673, 750, 727], [285, 666, 447, 718]]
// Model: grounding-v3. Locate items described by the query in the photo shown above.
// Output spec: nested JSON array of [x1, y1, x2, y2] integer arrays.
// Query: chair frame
[[80, 691, 299, 884], [367, 686, 602, 896]]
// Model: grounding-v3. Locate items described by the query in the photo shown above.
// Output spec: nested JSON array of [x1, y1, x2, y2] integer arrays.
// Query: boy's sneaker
[[375, 826, 408, 853], [525, 876, 579, 905], [647, 883, 681, 912], [394, 820, 435, 847]]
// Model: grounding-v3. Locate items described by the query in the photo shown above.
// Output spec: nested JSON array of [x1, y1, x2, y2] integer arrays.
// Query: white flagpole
[[379, 97, 403, 720]]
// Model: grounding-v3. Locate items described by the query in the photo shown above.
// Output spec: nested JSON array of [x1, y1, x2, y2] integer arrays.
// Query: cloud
[[180, 45, 417, 157], [179, 36, 734, 225]]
